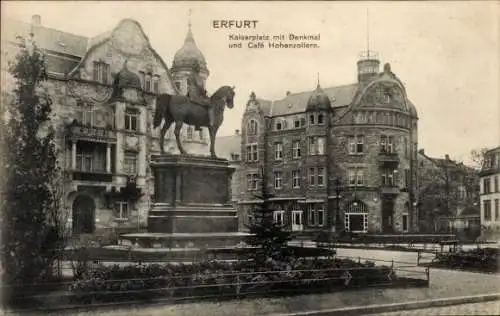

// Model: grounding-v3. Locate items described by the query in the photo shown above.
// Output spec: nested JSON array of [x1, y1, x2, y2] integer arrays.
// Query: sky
[[2, 1, 499, 164]]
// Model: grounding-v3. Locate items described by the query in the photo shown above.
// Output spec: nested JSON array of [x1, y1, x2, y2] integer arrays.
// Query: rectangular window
[[309, 167, 316, 186], [274, 171, 282, 189], [292, 210, 303, 231], [309, 136, 325, 155], [402, 214, 409, 232], [115, 201, 129, 220], [317, 167, 325, 186], [246, 144, 258, 162], [145, 74, 152, 92], [382, 169, 396, 186], [274, 142, 283, 160], [292, 141, 301, 158], [153, 75, 160, 94], [309, 114, 315, 125], [348, 168, 364, 186], [495, 199, 499, 221], [404, 169, 410, 188], [349, 135, 364, 154], [92, 61, 110, 84], [124, 151, 138, 175], [294, 119, 301, 128], [317, 208, 324, 226], [484, 200, 492, 221], [495, 176, 499, 193], [483, 178, 491, 194], [247, 173, 259, 190], [292, 170, 300, 188], [380, 135, 387, 153], [79, 108, 94, 126], [356, 135, 364, 153], [125, 108, 139, 131], [387, 136, 394, 153], [274, 210, 285, 226], [404, 137, 408, 158], [309, 205, 316, 226]]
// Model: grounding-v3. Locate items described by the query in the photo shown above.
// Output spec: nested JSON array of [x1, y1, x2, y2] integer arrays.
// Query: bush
[[69, 258, 393, 304], [433, 247, 499, 272]]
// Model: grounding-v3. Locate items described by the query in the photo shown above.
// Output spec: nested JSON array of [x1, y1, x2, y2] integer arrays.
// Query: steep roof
[[2, 18, 88, 57], [266, 83, 359, 117], [215, 134, 242, 160]]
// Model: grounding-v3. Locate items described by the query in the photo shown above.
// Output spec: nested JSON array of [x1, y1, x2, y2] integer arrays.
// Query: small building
[[479, 146, 500, 241]]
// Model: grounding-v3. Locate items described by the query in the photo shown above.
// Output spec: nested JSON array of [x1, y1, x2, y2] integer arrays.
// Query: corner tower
[[170, 16, 209, 95]]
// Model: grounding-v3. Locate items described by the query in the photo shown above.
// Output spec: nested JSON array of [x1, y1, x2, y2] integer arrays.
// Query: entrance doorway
[[72, 195, 96, 235], [381, 198, 394, 233]]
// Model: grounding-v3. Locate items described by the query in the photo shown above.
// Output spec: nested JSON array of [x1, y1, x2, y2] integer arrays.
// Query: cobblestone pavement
[[374, 300, 500, 315]]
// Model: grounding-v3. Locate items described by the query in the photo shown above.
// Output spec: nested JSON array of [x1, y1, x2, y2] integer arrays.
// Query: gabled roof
[[2, 18, 88, 57]]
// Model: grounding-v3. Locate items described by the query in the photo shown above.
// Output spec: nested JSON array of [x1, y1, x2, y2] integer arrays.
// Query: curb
[[269, 293, 500, 316]]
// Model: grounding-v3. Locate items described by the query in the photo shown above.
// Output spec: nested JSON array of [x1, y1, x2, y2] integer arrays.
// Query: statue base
[[120, 154, 248, 253]]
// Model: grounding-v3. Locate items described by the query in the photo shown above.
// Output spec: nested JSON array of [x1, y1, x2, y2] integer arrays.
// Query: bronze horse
[[153, 85, 235, 158]]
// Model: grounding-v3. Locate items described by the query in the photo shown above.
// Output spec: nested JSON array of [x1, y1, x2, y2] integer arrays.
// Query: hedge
[[69, 258, 394, 304], [431, 247, 499, 273]]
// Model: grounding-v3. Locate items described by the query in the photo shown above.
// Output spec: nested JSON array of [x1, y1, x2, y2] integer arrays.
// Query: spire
[[316, 72, 320, 88], [185, 8, 195, 44], [366, 8, 370, 56]]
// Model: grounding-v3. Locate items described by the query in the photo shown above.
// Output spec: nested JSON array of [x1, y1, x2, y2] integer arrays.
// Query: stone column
[[106, 144, 111, 173], [71, 140, 77, 170]]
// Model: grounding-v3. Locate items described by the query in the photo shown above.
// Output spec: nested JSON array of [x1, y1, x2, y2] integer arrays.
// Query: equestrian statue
[[153, 77, 235, 158]]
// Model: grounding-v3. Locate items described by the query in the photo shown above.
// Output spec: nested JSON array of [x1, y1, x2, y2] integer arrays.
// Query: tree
[[470, 147, 489, 169], [0, 35, 65, 305], [244, 168, 294, 266]]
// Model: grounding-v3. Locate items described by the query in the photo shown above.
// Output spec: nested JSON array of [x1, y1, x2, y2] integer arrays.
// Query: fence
[[2, 257, 429, 314]]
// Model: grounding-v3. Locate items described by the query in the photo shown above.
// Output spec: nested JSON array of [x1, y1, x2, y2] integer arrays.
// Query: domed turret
[[114, 61, 141, 90], [172, 25, 208, 73], [306, 83, 331, 112]]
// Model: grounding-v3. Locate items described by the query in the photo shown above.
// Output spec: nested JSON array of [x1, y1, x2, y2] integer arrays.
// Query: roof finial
[[316, 72, 320, 88], [188, 8, 192, 30]]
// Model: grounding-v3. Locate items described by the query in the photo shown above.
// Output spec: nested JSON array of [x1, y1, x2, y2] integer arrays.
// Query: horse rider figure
[[186, 63, 213, 131]]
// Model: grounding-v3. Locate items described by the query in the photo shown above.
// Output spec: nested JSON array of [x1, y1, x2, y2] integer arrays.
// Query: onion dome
[[114, 61, 141, 89], [306, 83, 331, 112], [172, 25, 208, 72]]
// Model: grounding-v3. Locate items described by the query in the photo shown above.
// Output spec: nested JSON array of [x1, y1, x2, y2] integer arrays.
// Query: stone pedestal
[[120, 154, 247, 251]]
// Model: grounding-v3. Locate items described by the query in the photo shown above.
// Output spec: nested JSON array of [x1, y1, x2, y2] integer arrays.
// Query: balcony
[[380, 185, 400, 196], [72, 170, 113, 182], [67, 122, 117, 143], [378, 151, 400, 168]]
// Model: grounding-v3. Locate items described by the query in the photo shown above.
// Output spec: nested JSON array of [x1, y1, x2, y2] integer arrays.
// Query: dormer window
[[275, 119, 283, 131], [92, 61, 110, 84]]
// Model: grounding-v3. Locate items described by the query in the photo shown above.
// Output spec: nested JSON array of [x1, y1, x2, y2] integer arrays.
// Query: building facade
[[1, 15, 210, 235], [479, 146, 500, 239], [239, 52, 419, 236], [417, 150, 480, 235]]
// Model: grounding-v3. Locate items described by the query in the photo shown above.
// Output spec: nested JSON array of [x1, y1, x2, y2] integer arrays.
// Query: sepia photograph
[[0, 1, 499, 315]]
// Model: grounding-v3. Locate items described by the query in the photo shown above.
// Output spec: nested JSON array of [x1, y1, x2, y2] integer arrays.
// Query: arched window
[[247, 119, 258, 135], [345, 200, 368, 233], [317, 113, 324, 125]]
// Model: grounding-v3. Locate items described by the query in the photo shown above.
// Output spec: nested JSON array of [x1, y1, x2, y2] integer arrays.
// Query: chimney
[[31, 15, 41, 26], [235, 129, 240, 135], [286, 91, 291, 96], [445, 154, 450, 160]]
